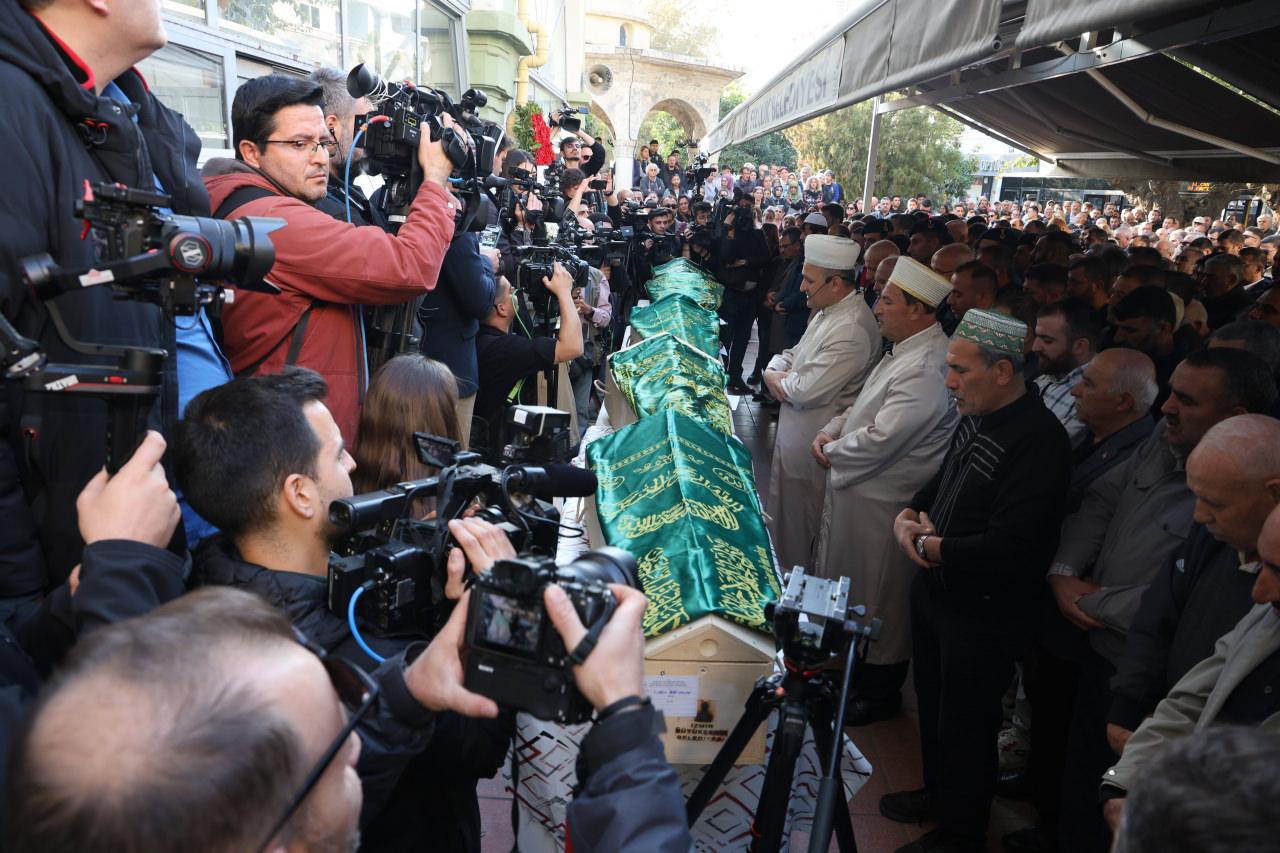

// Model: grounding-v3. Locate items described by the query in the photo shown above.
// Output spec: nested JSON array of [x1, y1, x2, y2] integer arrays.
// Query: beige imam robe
[[764, 290, 882, 573], [814, 322, 957, 665]]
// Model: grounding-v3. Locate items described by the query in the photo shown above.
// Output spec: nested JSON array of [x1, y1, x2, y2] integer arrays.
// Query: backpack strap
[[213, 184, 320, 376]]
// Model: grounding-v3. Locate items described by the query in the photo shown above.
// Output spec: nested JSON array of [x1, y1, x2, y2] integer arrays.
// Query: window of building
[[419, 5, 460, 96], [136, 43, 228, 150], [346, 0, 417, 83], [162, 0, 203, 20], [219, 0, 341, 66], [619, 24, 627, 46]]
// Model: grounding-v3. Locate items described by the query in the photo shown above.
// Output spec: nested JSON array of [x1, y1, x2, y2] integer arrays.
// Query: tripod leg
[[750, 698, 807, 853], [808, 704, 858, 853], [686, 684, 776, 825]]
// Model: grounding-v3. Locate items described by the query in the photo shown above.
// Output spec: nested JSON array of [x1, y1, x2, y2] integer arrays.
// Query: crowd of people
[[3, 0, 1280, 851], [739, 158, 1280, 852]]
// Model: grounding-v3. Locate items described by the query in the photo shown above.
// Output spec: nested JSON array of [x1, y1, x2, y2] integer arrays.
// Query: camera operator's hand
[[544, 262, 575, 299], [76, 431, 180, 549], [447, 517, 517, 573], [405, 589, 500, 718], [417, 112, 456, 188], [545, 583, 648, 712]]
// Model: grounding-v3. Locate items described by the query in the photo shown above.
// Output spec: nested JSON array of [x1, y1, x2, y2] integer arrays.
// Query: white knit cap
[[804, 235, 861, 270], [803, 212, 828, 226], [887, 255, 953, 308]]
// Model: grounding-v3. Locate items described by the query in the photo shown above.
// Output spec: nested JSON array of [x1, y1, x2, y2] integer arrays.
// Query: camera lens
[[346, 63, 381, 98], [561, 546, 639, 590]]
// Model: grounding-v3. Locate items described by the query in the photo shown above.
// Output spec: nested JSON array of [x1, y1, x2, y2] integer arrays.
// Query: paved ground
[[475, 332, 1035, 851]]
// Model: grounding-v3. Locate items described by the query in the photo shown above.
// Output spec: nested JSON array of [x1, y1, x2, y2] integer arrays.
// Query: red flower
[[531, 112, 554, 165]]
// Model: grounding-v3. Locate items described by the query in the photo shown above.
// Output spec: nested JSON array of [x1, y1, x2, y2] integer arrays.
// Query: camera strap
[[566, 597, 616, 666]]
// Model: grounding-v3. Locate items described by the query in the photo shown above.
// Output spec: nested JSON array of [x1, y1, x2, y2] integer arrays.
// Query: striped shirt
[[1035, 363, 1088, 447]]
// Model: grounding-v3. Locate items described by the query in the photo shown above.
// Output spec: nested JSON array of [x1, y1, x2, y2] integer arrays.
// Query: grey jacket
[[1052, 420, 1195, 662], [1102, 602, 1280, 794]]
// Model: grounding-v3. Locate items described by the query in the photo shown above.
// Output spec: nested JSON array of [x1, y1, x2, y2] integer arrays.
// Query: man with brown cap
[[811, 257, 956, 724], [764, 236, 881, 573]]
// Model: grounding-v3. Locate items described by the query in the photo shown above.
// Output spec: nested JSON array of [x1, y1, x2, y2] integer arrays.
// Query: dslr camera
[[465, 546, 638, 723]]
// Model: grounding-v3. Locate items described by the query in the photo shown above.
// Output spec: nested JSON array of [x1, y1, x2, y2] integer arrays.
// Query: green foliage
[[716, 84, 796, 171], [645, 0, 716, 58], [636, 111, 687, 160], [784, 101, 977, 201], [510, 102, 543, 154], [1004, 154, 1040, 172], [222, 0, 330, 33]]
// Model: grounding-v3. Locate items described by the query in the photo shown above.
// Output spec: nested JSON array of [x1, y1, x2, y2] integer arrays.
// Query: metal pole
[[862, 95, 882, 212]]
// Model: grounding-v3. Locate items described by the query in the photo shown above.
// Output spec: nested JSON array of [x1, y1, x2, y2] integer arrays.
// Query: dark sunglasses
[[257, 627, 380, 852]]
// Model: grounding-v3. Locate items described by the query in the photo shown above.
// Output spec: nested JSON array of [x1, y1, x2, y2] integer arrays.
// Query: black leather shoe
[[994, 768, 1033, 801], [895, 828, 984, 853], [844, 693, 902, 726], [1001, 826, 1049, 853], [747, 370, 763, 384], [727, 378, 752, 395], [880, 787, 936, 824]]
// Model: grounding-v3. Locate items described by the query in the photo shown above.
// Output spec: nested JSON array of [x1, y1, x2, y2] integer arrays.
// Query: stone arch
[[589, 101, 617, 142], [642, 98, 708, 145]]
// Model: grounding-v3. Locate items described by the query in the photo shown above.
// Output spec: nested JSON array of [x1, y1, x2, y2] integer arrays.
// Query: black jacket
[[418, 233, 498, 398], [0, 4, 206, 590], [191, 536, 511, 852], [0, 538, 187, 814], [1107, 523, 1259, 731]]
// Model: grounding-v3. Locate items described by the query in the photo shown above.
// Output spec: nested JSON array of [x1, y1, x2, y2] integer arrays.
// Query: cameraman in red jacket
[[203, 74, 458, 441]]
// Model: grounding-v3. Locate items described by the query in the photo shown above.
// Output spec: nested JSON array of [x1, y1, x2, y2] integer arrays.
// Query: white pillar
[[862, 95, 883, 211]]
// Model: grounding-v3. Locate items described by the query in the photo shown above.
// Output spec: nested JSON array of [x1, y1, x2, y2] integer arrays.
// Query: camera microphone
[[504, 463, 598, 499]]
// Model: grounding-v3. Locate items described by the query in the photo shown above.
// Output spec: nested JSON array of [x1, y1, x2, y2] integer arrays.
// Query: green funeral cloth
[[629, 294, 722, 359], [610, 333, 733, 434], [587, 409, 779, 636], [647, 258, 724, 312]]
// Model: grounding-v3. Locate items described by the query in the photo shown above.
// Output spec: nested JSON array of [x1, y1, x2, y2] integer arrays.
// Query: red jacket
[[204, 161, 456, 441]]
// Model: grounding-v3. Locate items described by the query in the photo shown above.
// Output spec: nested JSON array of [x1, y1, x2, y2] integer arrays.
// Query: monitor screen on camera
[[476, 590, 542, 657]]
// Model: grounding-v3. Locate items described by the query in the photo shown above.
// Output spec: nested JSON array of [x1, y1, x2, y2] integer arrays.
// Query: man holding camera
[[555, 111, 606, 179], [203, 74, 458, 443], [473, 265, 583, 455], [8, 560, 691, 852], [174, 367, 511, 849], [306, 67, 497, 443], [0, 0, 220, 595]]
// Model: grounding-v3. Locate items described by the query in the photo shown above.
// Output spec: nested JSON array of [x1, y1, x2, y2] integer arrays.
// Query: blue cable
[[347, 585, 385, 663], [344, 125, 369, 224]]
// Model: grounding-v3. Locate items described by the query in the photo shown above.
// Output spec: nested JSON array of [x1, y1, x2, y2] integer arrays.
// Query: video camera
[[21, 182, 282, 317], [465, 546, 638, 723], [685, 151, 715, 199], [345, 64, 503, 232], [10, 182, 281, 471], [498, 405, 573, 467], [548, 101, 589, 135], [327, 432, 583, 635]]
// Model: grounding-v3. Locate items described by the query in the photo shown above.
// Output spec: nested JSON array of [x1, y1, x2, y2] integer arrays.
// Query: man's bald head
[[874, 255, 899, 296], [8, 589, 320, 853], [1187, 415, 1280, 553], [931, 242, 975, 278], [864, 239, 900, 273]]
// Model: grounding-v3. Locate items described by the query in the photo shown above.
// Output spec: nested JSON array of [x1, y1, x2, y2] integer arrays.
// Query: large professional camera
[[464, 546, 638, 723], [11, 182, 281, 470], [327, 433, 566, 635], [548, 102, 589, 135], [684, 151, 715, 199], [345, 63, 502, 231], [22, 182, 283, 317]]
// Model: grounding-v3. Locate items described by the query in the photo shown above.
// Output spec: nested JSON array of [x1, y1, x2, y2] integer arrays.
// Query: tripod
[[686, 621, 869, 852]]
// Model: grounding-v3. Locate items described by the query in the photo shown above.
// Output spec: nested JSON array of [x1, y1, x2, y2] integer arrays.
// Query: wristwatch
[[914, 534, 930, 558]]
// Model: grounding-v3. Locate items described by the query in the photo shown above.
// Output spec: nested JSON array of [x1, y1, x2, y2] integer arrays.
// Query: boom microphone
[[503, 463, 598, 499]]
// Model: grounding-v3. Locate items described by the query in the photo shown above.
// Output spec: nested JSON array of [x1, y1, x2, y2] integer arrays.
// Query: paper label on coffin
[[629, 294, 722, 360], [608, 333, 734, 435], [586, 409, 780, 638]]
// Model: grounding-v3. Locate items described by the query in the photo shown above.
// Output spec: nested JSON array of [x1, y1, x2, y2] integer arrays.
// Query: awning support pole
[[862, 95, 883, 211]]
